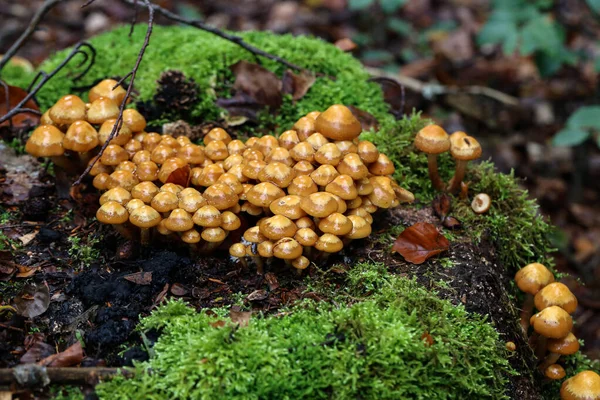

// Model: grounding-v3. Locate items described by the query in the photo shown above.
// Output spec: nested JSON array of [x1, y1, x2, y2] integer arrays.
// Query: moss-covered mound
[[96, 263, 511, 400], [5, 25, 389, 130]]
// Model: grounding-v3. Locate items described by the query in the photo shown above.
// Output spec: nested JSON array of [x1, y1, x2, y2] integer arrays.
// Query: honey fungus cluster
[[25, 79, 415, 274]]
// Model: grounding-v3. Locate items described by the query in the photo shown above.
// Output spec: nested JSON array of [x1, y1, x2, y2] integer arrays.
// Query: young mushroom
[[560, 370, 600, 400], [515, 263, 555, 333], [448, 133, 481, 193], [545, 364, 566, 381], [471, 193, 491, 214], [540, 332, 580, 370], [413, 125, 450, 191]]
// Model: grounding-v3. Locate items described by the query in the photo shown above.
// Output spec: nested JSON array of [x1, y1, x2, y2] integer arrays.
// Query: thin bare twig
[[122, 0, 304, 72], [365, 67, 520, 107], [0, 0, 63, 72], [0, 42, 96, 125], [73, 0, 154, 186]]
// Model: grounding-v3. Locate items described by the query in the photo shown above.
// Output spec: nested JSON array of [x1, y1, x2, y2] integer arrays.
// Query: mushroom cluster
[[25, 80, 414, 274], [514, 262, 599, 396], [414, 125, 482, 193]]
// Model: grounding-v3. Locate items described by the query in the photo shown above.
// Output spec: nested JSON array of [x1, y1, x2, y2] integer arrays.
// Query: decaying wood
[[0, 365, 134, 389]]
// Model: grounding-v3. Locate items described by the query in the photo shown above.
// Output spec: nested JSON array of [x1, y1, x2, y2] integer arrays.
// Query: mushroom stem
[[459, 181, 469, 200], [426, 154, 445, 191], [535, 336, 548, 360], [539, 352, 562, 371], [520, 293, 534, 334], [254, 256, 264, 275], [448, 160, 468, 193], [50, 155, 79, 171], [140, 228, 151, 246], [113, 223, 136, 241], [200, 240, 224, 254]]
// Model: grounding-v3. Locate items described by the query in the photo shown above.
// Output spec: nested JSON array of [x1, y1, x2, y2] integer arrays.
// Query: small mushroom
[[448, 133, 481, 193], [229, 243, 248, 269], [540, 332, 580, 370], [314, 105, 362, 141], [414, 125, 450, 191], [471, 193, 491, 214], [560, 371, 600, 400], [129, 205, 161, 245], [545, 364, 566, 381], [515, 263, 555, 333]]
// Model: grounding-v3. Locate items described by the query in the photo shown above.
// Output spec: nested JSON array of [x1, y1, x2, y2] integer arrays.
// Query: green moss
[[96, 264, 511, 400], [3, 25, 390, 133]]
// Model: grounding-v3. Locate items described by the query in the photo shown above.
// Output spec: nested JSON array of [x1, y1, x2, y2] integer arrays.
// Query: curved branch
[[0, 42, 96, 125], [73, 0, 154, 186]]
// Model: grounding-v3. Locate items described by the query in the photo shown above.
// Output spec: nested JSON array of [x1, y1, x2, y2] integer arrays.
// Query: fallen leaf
[[442, 216, 462, 230], [264, 272, 279, 291], [369, 77, 405, 119], [392, 222, 450, 264], [421, 331, 434, 347], [165, 165, 191, 187], [13, 283, 50, 318], [0, 85, 40, 128], [18, 232, 38, 246], [334, 38, 357, 52], [170, 283, 188, 296], [282, 69, 316, 101], [20, 341, 54, 364], [152, 283, 169, 308], [123, 271, 153, 285], [246, 289, 268, 302], [16, 265, 38, 278], [347, 105, 378, 131], [432, 194, 452, 219], [210, 320, 226, 328], [38, 341, 83, 367], [230, 307, 252, 327]]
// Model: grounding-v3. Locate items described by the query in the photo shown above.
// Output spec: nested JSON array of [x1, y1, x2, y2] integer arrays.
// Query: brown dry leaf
[[165, 165, 191, 187], [334, 38, 357, 52], [282, 69, 316, 101], [230, 307, 252, 327], [264, 272, 279, 291], [13, 283, 50, 318], [18, 232, 38, 246], [432, 194, 452, 219], [0, 85, 40, 128], [38, 341, 83, 367], [369, 77, 405, 119], [216, 60, 283, 119], [123, 271, 153, 285], [16, 265, 38, 278], [210, 320, 226, 328], [247, 289, 268, 302], [152, 283, 169, 308], [392, 222, 450, 264], [442, 216, 462, 230], [170, 283, 188, 296], [20, 341, 54, 364], [421, 331, 434, 347], [347, 105, 379, 132]]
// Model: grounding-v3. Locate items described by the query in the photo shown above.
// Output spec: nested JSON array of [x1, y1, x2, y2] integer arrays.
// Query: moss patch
[[96, 263, 511, 400], [3, 25, 389, 132]]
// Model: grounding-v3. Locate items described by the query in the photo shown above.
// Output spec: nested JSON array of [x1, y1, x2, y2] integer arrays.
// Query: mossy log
[[4, 25, 598, 399]]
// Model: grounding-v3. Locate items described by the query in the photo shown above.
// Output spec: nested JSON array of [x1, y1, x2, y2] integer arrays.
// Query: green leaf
[[380, 0, 408, 13], [387, 18, 412, 36], [477, 19, 518, 48], [552, 127, 590, 146], [566, 106, 600, 129], [520, 16, 562, 56], [348, 0, 374, 10], [586, 0, 600, 14]]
